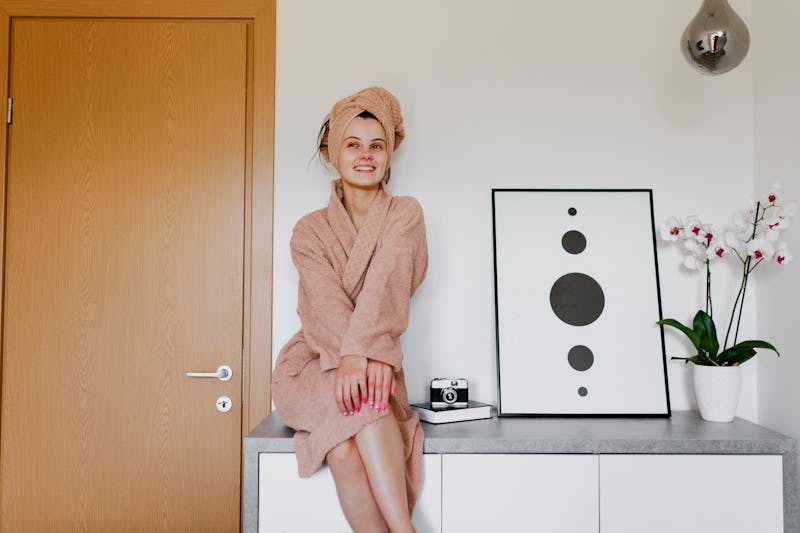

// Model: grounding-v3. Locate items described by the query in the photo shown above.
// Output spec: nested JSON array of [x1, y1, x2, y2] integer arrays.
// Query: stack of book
[[410, 401, 492, 424]]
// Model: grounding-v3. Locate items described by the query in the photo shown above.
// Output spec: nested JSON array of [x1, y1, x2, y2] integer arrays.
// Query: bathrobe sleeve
[[339, 198, 428, 370], [290, 218, 355, 372]]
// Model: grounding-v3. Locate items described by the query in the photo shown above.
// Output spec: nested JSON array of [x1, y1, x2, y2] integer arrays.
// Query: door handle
[[185, 364, 233, 382]]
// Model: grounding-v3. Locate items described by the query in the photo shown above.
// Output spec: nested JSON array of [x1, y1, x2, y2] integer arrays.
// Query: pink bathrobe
[[272, 179, 428, 511]]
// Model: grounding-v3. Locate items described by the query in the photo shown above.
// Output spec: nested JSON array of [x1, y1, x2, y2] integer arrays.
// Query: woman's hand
[[365, 360, 396, 412], [335, 355, 367, 416]]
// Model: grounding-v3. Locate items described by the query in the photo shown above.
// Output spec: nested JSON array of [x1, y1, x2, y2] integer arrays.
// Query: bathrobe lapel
[[328, 180, 391, 300]]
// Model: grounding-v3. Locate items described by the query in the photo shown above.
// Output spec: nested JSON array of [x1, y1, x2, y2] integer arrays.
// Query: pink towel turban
[[320, 86, 405, 171]]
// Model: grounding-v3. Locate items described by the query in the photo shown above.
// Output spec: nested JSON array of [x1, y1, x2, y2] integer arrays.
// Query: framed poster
[[492, 189, 670, 416]]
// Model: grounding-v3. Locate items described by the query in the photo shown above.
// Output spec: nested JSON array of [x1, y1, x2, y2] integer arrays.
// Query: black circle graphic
[[578, 387, 588, 397], [568, 207, 577, 216], [561, 230, 587, 255], [549, 273, 605, 326], [568, 345, 594, 371]]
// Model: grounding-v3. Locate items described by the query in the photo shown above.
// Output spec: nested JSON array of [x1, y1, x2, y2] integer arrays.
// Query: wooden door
[[1, 19, 247, 531]]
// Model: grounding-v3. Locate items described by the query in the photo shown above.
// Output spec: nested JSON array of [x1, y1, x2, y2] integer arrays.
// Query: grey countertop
[[243, 410, 798, 533], [245, 409, 795, 455]]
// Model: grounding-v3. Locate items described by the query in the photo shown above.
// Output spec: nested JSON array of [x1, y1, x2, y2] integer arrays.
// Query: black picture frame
[[492, 189, 671, 417]]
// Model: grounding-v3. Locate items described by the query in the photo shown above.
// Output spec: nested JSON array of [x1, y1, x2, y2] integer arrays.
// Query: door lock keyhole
[[216, 396, 233, 413]]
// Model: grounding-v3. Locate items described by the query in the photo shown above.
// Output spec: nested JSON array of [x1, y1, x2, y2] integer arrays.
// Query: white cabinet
[[256, 453, 785, 533], [441, 454, 599, 532], [245, 413, 793, 533], [600, 455, 783, 533], [258, 453, 441, 533]]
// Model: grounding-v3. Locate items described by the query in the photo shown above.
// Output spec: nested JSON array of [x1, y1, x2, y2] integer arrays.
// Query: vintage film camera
[[430, 378, 469, 409]]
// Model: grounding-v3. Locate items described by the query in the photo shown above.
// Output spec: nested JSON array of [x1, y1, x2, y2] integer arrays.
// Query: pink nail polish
[[380, 402, 387, 411], [355, 407, 361, 413]]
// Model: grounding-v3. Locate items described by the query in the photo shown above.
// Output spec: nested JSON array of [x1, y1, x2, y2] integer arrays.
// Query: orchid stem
[[706, 261, 713, 317], [724, 201, 761, 349], [733, 265, 750, 346], [723, 261, 748, 350]]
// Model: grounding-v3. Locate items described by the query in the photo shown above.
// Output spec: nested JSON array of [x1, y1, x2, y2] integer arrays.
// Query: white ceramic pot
[[692, 363, 742, 422]]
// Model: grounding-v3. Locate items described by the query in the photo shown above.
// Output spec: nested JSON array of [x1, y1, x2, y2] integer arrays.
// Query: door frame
[[0, 0, 275, 436]]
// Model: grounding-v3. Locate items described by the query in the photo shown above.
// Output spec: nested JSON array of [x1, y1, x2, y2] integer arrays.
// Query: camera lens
[[442, 387, 457, 404]]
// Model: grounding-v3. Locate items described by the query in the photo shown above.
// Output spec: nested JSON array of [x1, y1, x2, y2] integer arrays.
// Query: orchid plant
[[657, 184, 796, 366]]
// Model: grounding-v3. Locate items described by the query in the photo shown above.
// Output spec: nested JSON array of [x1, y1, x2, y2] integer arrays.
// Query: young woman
[[272, 87, 427, 533]]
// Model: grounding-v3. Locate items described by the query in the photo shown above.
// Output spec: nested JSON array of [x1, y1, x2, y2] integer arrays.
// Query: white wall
[[753, 0, 800, 476], [273, 0, 760, 418]]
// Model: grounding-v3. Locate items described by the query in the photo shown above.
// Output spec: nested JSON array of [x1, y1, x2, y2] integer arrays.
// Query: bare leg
[[355, 411, 416, 533], [326, 438, 389, 533]]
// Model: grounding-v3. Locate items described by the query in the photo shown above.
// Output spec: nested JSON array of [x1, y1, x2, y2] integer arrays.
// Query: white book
[[410, 401, 493, 424]]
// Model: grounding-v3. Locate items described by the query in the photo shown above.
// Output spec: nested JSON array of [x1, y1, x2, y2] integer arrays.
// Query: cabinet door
[[258, 453, 442, 533], [600, 455, 783, 533], [442, 454, 599, 532]]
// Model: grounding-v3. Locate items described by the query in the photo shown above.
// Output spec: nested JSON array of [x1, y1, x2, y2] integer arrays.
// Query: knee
[[326, 438, 363, 477]]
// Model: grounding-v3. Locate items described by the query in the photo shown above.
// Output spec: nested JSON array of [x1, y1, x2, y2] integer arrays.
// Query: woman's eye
[[371, 144, 384, 150]]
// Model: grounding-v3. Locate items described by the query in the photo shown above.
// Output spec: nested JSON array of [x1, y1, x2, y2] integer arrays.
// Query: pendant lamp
[[681, 0, 750, 75]]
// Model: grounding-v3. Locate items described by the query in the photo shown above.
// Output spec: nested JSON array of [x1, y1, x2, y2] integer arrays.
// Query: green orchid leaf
[[671, 353, 715, 366], [657, 318, 701, 351], [717, 346, 757, 366], [691, 311, 708, 342], [727, 351, 757, 366], [693, 310, 719, 357], [716, 340, 780, 366], [692, 354, 714, 365], [731, 340, 780, 357]]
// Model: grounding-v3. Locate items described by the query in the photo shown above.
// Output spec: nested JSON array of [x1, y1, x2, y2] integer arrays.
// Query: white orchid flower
[[764, 214, 788, 231], [732, 210, 753, 234], [775, 242, 792, 265], [759, 219, 782, 242], [659, 217, 683, 242], [707, 243, 729, 261], [682, 216, 704, 241], [747, 237, 775, 262], [762, 183, 784, 206], [724, 232, 748, 262], [699, 226, 716, 246], [683, 253, 704, 270], [776, 216, 793, 231], [778, 202, 798, 218], [683, 238, 703, 254]]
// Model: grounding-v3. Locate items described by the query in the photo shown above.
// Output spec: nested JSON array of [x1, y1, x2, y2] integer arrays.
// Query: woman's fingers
[[366, 368, 376, 409], [387, 371, 396, 401], [335, 375, 358, 415], [357, 374, 367, 411], [348, 379, 359, 414], [378, 366, 393, 411], [349, 381, 360, 414], [335, 356, 367, 415], [334, 378, 346, 415], [364, 360, 396, 412], [374, 368, 386, 411]]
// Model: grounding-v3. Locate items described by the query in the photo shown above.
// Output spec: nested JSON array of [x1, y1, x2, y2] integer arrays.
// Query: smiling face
[[336, 116, 388, 194]]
